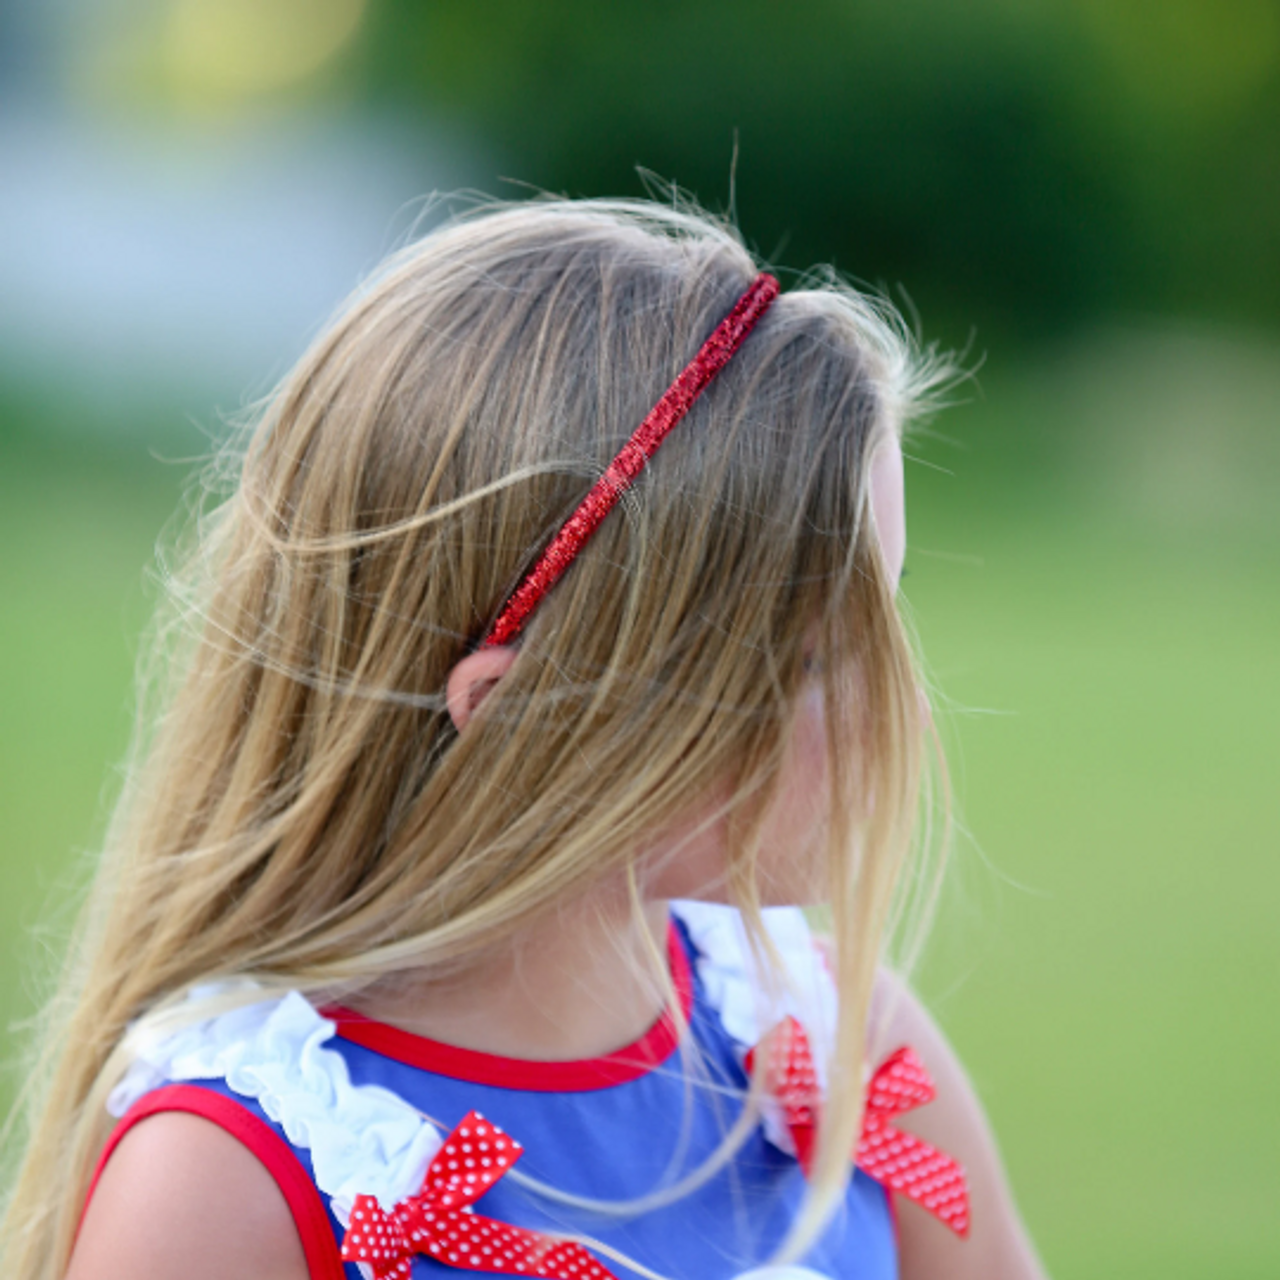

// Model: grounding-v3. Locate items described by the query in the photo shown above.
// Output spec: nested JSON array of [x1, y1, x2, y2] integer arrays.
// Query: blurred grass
[[1, 327, 1278, 1277], [0, 422, 187, 1060], [906, 329, 1280, 1278]]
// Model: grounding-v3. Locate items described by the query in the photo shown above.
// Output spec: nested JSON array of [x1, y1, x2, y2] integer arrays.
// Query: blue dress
[[96, 911, 897, 1280]]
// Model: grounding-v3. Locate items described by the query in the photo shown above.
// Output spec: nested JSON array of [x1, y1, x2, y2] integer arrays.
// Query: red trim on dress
[[327, 921, 694, 1093], [84, 1083, 345, 1280]]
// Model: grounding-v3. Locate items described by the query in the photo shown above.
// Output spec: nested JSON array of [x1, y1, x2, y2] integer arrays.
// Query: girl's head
[[6, 197, 952, 1273], [138, 199, 938, 972]]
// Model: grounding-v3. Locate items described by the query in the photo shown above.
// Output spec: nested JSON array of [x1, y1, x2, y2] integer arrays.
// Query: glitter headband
[[482, 272, 780, 647]]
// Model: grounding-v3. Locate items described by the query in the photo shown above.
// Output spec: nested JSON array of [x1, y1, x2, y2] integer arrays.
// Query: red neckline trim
[[325, 922, 692, 1093]]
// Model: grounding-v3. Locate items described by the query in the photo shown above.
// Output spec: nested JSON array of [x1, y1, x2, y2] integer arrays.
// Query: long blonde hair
[[2, 197, 952, 1274]]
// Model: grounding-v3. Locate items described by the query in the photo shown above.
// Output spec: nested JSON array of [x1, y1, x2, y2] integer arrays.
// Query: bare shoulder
[[67, 1110, 311, 1280], [869, 969, 1050, 1280]]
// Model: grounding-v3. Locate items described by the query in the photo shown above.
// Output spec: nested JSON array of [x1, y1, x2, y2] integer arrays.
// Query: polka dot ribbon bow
[[340, 1110, 618, 1280], [750, 1017, 971, 1238]]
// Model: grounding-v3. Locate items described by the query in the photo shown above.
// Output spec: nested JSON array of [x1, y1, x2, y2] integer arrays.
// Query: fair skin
[[69, 437, 1046, 1280]]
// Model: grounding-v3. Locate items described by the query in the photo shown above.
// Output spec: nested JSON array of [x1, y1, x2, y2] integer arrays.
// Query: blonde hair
[[2, 197, 952, 1275]]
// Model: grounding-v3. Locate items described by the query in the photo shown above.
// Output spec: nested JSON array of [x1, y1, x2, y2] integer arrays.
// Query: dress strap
[[87, 1082, 346, 1280]]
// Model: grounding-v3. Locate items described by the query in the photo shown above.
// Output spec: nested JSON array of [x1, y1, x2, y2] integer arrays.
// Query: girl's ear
[[445, 646, 519, 733]]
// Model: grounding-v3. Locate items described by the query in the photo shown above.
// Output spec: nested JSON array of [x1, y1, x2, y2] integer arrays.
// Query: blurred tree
[[356, 0, 1280, 337]]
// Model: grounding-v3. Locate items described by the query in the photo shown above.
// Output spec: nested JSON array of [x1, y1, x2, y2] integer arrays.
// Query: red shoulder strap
[[85, 1083, 346, 1280]]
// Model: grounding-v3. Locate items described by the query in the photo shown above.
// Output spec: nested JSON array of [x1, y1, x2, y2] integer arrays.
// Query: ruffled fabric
[[670, 901, 838, 1158], [108, 988, 440, 1217]]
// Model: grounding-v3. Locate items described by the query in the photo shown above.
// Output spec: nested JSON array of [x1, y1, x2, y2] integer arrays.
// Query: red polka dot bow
[[340, 1111, 618, 1279], [750, 1017, 971, 1237]]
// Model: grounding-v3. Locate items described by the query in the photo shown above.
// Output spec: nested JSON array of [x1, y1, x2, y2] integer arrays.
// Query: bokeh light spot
[[162, 0, 367, 105]]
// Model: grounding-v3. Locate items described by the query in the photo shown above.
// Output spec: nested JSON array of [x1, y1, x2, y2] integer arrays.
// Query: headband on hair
[[482, 272, 780, 647]]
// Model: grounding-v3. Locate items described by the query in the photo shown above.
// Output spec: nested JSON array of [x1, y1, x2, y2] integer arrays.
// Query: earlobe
[[445, 647, 519, 733]]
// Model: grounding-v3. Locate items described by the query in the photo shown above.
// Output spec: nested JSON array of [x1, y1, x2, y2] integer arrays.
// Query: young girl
[[3, 199, 1045, 1280]]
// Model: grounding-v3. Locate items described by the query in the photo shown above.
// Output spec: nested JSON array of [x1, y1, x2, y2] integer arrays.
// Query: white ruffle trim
[[104, 905, 834, 1216], [108, 988, 440, 1217], [670, 901, 838, 1158]]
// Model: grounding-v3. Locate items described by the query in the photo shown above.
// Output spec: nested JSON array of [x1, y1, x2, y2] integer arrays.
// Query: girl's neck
[[347, 896, 673, 1063]]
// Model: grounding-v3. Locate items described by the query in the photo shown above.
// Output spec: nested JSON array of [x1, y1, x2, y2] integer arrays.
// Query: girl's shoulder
[[864, 971, 1049, 1280], [80, 990, 439, 1280], [68, 1106, 310, 1280]]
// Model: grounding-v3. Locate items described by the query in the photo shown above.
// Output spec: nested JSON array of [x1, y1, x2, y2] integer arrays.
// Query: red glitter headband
[[482, 272, 780, 647]]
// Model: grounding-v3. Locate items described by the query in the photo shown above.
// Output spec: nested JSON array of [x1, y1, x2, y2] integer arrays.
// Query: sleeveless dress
[[93, 904, 899, 1280]]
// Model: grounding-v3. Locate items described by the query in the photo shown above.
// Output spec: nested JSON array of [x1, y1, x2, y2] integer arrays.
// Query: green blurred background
[[1, 2, 1277, 1275]]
